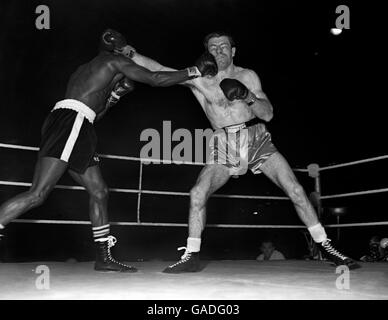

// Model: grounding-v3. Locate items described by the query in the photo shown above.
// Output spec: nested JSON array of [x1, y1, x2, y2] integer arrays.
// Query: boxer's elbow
[[263, 108, 273, 122], [254, 103, 273, 122]]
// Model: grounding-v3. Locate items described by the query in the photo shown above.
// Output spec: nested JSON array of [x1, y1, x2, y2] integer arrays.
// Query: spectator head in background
[[256, 240, 285, 261], [360, 236, 388, 262]]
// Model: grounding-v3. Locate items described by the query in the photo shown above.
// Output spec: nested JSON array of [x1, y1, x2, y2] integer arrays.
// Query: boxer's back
[[65, 52, 124, 114]]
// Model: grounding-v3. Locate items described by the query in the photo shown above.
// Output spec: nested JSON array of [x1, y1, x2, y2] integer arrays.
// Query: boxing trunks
[[38, 99, 99, 174], [207, 118, 277, 175]]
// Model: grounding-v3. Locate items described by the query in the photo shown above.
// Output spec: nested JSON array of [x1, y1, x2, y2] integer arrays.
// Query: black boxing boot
[[163, 247, 201, 273], [94, 235, 137, 272], [318, 239, 361, 270]]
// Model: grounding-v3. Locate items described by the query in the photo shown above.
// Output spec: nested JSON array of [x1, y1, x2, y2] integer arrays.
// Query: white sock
[[308, 223, 327, 243], [187, 237, 201, 252]]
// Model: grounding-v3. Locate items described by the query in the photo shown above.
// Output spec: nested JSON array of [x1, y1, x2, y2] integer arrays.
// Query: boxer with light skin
[[129, 31, 360, 272], [0, 29, 215, 271]]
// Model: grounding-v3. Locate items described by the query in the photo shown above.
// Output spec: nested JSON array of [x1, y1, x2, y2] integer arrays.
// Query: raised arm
[[220, 71, 273, 122], [243, 71, 274, 122]]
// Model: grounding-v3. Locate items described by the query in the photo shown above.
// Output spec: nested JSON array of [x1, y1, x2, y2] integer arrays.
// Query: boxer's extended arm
[[130, 52, 198, 87], [113, 57, 197, 87], [131, 52, 176, 72]]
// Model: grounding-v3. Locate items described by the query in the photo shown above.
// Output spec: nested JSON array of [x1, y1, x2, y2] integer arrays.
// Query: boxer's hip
[[38, 99, 98, 173], [51, 99, 96, 124], [207, 119, 277, 175]]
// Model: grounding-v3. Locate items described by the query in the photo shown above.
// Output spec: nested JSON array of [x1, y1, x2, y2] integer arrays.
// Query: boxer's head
[[100, 28, 127, 53], [203, 31, 236, 71]]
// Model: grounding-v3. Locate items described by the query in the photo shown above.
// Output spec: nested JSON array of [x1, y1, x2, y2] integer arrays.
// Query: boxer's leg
[[0, 157, 67, 227], [260, 152, 319, 228], [68, 165, 137, 272], [69, 165, 109, 228], [260, 152, 360, 268], [188, 164, 231, 238], [163, 164, 230, 273]]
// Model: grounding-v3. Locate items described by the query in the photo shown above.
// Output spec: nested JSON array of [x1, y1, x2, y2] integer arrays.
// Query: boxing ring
[[1, 142, 388, 300]]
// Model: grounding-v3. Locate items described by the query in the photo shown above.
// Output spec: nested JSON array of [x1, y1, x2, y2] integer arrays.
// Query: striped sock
[[92, 224, 110, 242]]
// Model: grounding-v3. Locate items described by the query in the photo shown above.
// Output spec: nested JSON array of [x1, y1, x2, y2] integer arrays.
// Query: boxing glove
[[106, 78, 135, 106], [219, 78, 250, 101], [194, 52, 218, 77]]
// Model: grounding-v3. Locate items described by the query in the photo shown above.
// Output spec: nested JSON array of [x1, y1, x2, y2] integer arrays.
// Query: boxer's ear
[[232, 47, 236, 58]]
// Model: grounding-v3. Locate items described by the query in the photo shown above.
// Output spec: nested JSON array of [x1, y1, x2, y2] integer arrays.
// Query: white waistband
[[224, 123, 246, 133], [52, 99, 96, 124]]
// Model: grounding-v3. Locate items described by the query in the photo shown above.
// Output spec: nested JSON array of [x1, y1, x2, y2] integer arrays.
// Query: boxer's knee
[[90, 184, 109, 202], [287, 182, 307, 207], [28, 188, 51, 207]]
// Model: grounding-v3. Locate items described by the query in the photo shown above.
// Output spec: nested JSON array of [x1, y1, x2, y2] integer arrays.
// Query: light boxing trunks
[[207, 118, 277, 175], [38, 99, 99, 174]]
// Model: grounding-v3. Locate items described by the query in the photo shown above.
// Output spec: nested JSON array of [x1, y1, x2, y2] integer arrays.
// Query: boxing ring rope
[[1, 142, 388, 229]]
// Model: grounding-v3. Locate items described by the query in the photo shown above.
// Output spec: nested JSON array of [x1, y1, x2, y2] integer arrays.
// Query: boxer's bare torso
[[188, 66, 260, 129], [65, 51, 192, 120], [65, 52, 125, 117]]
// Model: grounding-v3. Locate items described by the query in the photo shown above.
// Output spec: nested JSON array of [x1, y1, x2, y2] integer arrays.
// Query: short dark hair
[[261, 240, 274, 246], [203, 31, 236, 50]]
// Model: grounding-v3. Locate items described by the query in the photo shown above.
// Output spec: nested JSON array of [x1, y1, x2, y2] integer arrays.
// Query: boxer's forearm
[[247, 93, 273, 122], [149, 69, 195, 87], [131, 52, 197, 87]]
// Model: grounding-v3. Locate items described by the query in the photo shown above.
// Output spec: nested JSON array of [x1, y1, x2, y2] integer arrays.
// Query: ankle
[[187, 237, 201, 252]]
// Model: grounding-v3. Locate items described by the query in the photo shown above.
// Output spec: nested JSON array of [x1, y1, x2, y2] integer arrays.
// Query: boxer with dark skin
[[0, 29, 214, 271]]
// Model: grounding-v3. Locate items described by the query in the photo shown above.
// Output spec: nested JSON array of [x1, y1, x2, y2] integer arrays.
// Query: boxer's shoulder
[[234, 66, 258, 80]]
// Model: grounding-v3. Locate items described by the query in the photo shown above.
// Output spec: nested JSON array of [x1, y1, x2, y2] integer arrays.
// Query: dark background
[[0, 0, 386, 262]]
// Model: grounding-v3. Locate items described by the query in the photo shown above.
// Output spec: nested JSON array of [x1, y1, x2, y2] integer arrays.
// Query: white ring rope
[[0, 142, 306, 170], [10, 219, 388, 228], [1, 142, 388, 229], [0, 181, 290, 200], [11, 219, 305, 228], [321, 188, 388, 199], [319, 155, 388, 171]]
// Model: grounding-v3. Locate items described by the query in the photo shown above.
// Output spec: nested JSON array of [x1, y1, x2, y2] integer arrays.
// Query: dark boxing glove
[[219, 78, 250, 101], [101, 28, 136, 58], [194, 52, 218, 77], [106, 78, 135, 107]]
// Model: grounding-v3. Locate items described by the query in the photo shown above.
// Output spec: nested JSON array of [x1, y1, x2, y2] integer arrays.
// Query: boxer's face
[[207, 36, 235, 70]]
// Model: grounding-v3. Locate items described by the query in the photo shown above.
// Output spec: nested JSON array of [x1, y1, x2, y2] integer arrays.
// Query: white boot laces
[[169, 247, 192, 268], [322, 239, 347, 260]]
